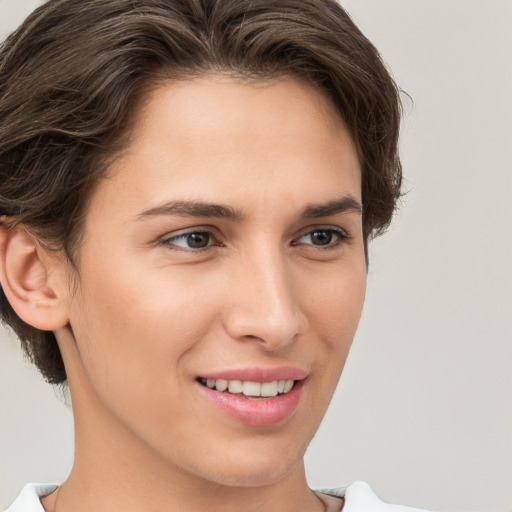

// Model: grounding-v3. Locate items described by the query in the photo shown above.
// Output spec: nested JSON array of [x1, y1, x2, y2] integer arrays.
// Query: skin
[[2, 76, 366, 511]]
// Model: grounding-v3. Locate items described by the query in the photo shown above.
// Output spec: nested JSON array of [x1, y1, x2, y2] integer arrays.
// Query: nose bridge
[[225, 242, 306, 348]]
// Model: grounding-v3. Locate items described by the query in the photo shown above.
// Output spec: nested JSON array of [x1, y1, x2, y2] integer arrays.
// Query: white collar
[[5, 481, 429, 512]]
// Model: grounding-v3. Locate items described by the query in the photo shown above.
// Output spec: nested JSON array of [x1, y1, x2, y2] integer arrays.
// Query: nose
[[223, 247, 308, 351]]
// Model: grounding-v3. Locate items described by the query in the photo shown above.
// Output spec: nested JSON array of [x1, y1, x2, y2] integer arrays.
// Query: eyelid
[[158, 226, 221, 252], [291, 226, 350, 248]]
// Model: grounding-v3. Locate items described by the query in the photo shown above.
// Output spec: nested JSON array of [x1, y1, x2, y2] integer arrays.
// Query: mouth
[[196, 370, 306, 426], [197, 377, 296, 398]]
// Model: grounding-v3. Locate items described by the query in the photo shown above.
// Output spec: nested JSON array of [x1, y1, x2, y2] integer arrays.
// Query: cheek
[[300, 259, 367, 388], [67, 255, 231, 398], [303, 260, 366, 341], [65, 266, 225, 446]]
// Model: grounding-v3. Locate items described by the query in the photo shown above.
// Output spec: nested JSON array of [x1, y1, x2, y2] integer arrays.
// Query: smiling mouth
[[197, 377, 296, 398]]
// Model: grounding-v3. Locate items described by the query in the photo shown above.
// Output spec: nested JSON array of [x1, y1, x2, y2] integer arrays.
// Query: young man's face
[[58, 76, 367, 487]]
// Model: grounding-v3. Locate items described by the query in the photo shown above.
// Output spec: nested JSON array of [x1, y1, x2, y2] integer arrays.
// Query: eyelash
[[159, 226, 350, 254], [159, 229, 221, 253], [292, 227, 350, 250]]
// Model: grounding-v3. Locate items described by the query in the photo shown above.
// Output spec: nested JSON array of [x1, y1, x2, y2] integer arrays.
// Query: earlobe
[[0, 224, 69, 331]]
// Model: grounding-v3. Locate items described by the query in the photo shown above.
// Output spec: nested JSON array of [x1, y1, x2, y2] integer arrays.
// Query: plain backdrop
[[0, 1, 511, 511]]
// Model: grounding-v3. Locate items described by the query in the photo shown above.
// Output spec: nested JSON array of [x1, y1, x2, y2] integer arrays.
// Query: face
[[58, 76, 366, 488]]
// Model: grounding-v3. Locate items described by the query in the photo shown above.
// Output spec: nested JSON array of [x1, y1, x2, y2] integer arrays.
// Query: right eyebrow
[[136, 200, 243, 221], [299, 196, 363, 219]]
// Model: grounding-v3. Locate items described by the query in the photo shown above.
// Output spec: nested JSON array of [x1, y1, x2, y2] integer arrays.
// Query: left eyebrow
[[299, 196, 362, 219], [136, 200, 243, 221]]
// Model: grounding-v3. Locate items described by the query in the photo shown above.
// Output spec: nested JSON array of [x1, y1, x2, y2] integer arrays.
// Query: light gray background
[[1, 1, 511, 511]]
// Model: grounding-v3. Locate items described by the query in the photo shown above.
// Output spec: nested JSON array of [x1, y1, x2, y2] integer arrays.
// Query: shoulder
[[3, 484, 57, 512], [318, 481, 431, 512]]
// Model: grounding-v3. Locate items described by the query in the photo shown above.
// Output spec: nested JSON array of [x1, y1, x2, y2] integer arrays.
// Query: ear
[[0, 223, 69, 331]]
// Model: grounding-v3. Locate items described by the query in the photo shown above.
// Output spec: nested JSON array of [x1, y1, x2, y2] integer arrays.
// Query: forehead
[[91, 75, 361, 221], [132, 74, 347, 141]]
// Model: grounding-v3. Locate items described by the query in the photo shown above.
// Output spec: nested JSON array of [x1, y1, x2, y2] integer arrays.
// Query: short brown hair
[[0, 0, 402, 384]]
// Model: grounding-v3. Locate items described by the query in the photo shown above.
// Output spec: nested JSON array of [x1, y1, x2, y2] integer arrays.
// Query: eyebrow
[[137, 200, 243, 220], [299, 196, 362, 219], [136, 195, 362, 221]]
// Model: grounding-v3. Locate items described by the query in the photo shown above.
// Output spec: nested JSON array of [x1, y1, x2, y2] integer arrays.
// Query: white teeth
[[261, 381, 278, 397], [228, 380, 243, 393], [243, 381, 261, 396], [215, 379, 228, 391], [202, 378, 296, 397]]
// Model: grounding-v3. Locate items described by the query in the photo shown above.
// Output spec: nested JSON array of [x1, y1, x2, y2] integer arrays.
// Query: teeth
[[284, 379, 294, 393], [243, 381, 261, 396], [261, 381, 278, 397], [215, 379, 228, 391], [202, 378, 295, 397], [228, 380, 243, 393]]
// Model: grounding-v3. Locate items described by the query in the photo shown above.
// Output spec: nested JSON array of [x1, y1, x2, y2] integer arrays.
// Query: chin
[[202, 460, 296, 488], [187, 438, 308, 488]]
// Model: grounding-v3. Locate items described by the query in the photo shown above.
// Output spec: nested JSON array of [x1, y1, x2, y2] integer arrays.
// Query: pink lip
[[199, 366, 308, 382], [197, 378, 305, 426]]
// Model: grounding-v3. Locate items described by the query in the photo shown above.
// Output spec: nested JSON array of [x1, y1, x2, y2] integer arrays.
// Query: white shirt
[[4, 481, 430, 511]]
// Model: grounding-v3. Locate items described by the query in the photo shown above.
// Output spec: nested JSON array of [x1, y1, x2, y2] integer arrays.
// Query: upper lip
[[198, 366, 308, 382]]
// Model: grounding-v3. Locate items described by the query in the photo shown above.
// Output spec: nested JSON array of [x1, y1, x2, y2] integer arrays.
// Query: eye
[[161, 230, 216, 251], [293, 228, 348, 248]]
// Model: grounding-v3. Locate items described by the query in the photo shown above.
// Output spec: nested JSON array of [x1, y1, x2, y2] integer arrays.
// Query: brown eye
[[294, 228, 347, 248], [184, 232, 210, 248], [163, 231, 213, 250], [309, 230, 333, 245]]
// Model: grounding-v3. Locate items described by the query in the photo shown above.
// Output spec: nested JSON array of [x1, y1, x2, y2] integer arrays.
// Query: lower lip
[[197, 380, 305, 426]]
